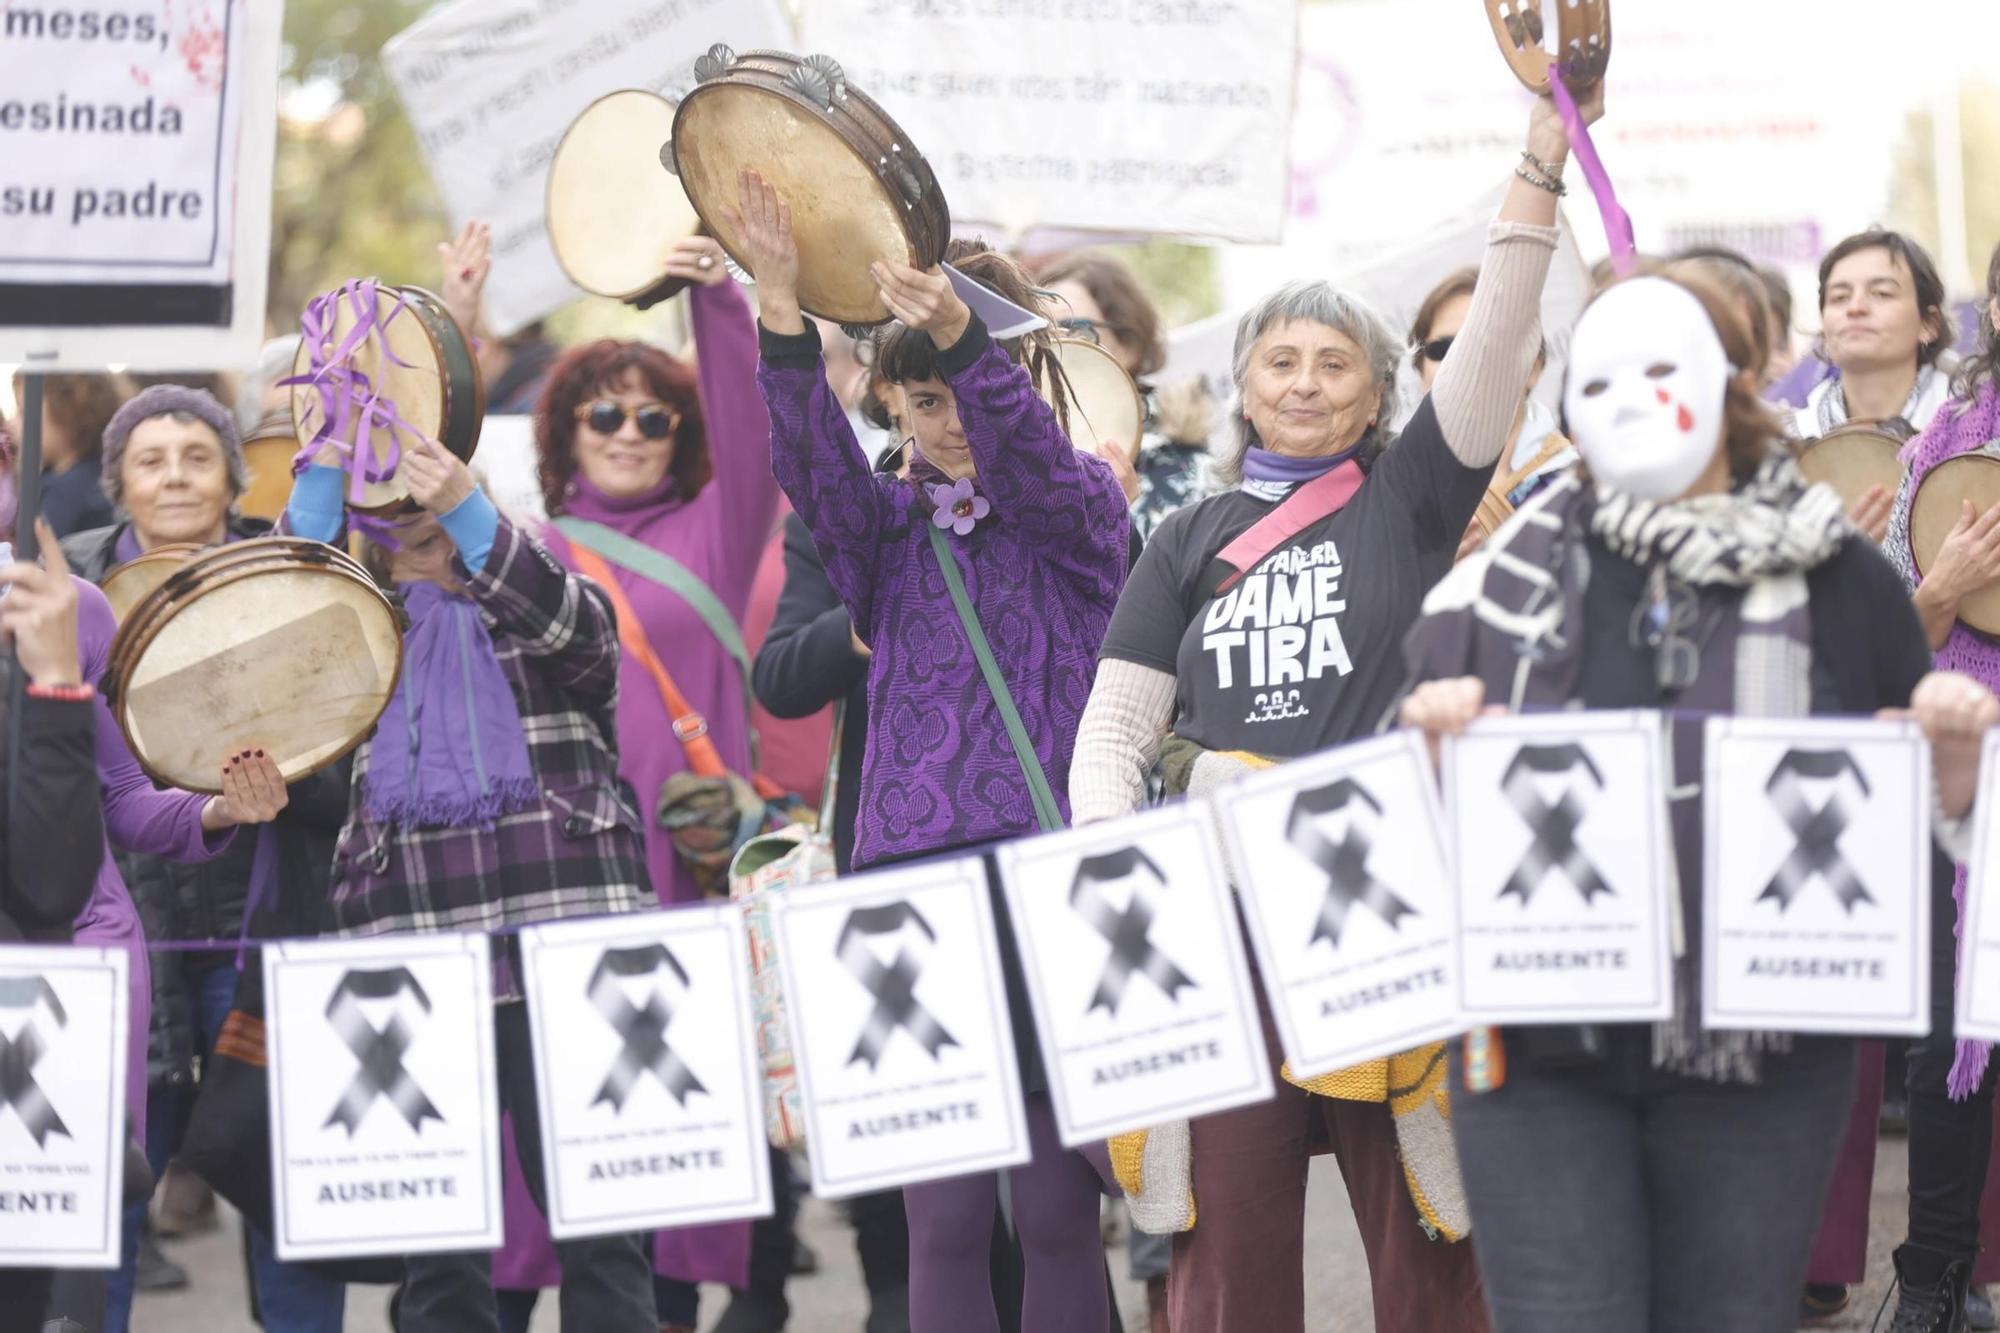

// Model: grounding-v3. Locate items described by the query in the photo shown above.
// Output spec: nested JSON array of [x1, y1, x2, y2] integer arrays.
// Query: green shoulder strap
[[552, 516, 753, 691], [926, 524, 1065, 833]]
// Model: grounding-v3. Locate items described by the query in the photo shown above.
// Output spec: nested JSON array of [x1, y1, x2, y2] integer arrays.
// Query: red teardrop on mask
[[1677, 403, 1694, 433], [1656, 387, 1670, 405]]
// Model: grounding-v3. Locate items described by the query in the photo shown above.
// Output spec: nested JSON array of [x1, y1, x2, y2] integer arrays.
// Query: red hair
[[535, 340, 710, 515]]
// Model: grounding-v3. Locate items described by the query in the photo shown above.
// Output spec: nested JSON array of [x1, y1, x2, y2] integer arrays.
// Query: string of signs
[[7, 710, 1999, 1266]]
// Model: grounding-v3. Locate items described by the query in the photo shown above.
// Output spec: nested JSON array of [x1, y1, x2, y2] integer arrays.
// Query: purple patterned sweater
[[758, 316, 1129, 866]]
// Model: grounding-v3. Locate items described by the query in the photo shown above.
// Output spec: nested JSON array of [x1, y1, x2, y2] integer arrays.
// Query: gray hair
[[1211, 280, 1403, 489], [237, 334, 301, 432], [101, 384, 247, 510]]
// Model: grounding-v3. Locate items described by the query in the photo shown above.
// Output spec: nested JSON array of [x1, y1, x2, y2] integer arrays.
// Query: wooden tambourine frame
[[669, 46, 951, 327], [289, 283, 484, 515], [1485, 0, 1612, 94], [547, 89, 703, 310], [1912, 453, 2000, 636]]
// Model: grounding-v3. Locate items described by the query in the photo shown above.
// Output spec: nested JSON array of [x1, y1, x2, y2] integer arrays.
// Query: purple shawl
[[1897, 378, 2000, 1097], [364, 580, 537, 826]]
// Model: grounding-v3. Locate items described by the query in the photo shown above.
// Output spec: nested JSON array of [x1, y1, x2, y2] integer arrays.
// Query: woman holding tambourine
[[1874, 240, 2000, 1328], [1398, 266, 1998, 1331], [738, 167, 1132, 1333]]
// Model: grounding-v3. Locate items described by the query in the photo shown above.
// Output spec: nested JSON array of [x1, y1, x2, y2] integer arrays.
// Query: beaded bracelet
[[1513, 162, 1566, 197]]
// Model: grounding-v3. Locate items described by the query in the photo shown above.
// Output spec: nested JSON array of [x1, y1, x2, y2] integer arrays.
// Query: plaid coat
[[326, 516, 651, 955]]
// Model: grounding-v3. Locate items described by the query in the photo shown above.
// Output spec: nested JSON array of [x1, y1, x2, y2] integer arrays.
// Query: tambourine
[[238, 406, 299, 522], [1035, 338, 1144, 460], [105, 537, 401, 794], [1486, 0, 1611, 94], [669, 46, 951, 326], [548, 90, 703, 309], [1792, 418, 1910, 512], [99, 543, 201, 623], [1912, 453, 2000, 636], [289, 282, 483, 515]]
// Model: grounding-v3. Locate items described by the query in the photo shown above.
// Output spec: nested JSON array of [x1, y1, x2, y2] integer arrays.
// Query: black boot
[[1884, 1245, 1974, 1333]]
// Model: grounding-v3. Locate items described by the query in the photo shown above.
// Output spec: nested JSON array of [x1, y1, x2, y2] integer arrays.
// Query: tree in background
[[269, 0, 443, 331], [1888, 82, 2000, 301]]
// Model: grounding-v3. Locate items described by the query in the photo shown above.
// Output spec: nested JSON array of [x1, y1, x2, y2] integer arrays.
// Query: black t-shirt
[[1100, 399, 1491, 756]]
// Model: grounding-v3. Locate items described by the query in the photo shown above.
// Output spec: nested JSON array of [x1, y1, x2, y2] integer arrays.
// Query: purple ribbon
[[279, 279, 434, 509], [1549, 73, 1636, 277]]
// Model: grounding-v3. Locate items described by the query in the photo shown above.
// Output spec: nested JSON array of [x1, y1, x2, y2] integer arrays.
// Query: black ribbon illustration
[[1285, 778, 1418, 948], [588, 944, 706, 1111], [1069, 847, 1196, 1015], [323, 968, 445, 1136], [1759, 749, 1875, 915], [839, 902, 959, 1071], [0, 976, 70, 1148], [1498, 743, 1614, 906]]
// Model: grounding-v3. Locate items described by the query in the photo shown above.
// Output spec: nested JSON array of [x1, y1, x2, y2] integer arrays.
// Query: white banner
[[799, 1, 1297, 242], [0, 0, 281, 369], [1217, 732, 1463, 1074], [1703, 717, 1931, 1036], [772, 859, 1030, 1198], [520, 907, 773, 1239], [265, 935, 501, 1261], [0, 945, 129, 1269], [1444, 712, 1675, 1026], [381, 0, 789, 334], [994, 806, 1271, 1147]]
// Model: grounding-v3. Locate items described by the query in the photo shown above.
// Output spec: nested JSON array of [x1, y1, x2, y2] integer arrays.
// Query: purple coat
[[758, 316, 1129, 865], [75, 578, 231, 1140]]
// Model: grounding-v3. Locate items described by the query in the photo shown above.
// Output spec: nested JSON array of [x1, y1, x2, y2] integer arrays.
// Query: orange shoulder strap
[[569, 543, 728, 778]]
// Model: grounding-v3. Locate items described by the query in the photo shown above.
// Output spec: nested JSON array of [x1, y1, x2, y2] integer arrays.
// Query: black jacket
[[0, 672, 101, 943], [754, 514, 870, 873]]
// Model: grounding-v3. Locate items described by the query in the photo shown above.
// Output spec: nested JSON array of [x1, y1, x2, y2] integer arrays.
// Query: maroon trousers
[[1167, 997, 1489, 1332]]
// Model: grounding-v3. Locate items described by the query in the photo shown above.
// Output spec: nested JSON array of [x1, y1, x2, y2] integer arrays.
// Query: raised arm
[[1430, 84, 1603, 470], [734, 169, 897, 634], [683, 253, 783, 597]]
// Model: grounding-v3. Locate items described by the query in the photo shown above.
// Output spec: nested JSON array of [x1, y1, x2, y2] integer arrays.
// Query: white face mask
[[1564, 278, 1733, 502]]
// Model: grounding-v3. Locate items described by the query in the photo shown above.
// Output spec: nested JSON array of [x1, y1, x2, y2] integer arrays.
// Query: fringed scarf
[[1409, 451, 1850, 1082], [364, 580, 538, 827], [1882, 377, 2000, 1098]]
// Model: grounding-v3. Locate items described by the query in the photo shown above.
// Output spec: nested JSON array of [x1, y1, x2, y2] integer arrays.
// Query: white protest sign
[[520, 907, 772, 1239], [0, 0, 280, 369], [265, 934, 501, 1261], [381, 0, 790, 334], [1217, 732, 1463, 1074], [994, 806, 1270, 1147], [1704, 717, 1931, 1036], [772, 858, 1029, 1198], [0, 946, 129, 1269], [1959, 732, 2000, 1042], [800, 2, 1297, 241], [1445, 711, 1675, 1026]]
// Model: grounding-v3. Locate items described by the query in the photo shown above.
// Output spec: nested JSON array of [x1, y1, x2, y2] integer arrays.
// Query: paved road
[[134, 1143, 1911, 1331]]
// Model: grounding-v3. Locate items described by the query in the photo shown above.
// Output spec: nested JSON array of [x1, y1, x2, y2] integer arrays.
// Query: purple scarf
[[364, 580, 538, 827], [1242, 443, 1362, 484], [1900, 379, 2000, 1098]]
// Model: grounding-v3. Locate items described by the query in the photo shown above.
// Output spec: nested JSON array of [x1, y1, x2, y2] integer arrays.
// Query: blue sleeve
[[286, 465, 347, 544], [437, 488, 500, 574]]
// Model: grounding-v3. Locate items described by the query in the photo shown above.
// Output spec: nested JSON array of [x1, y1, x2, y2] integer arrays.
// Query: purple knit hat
[[100, 383, 248, 508]]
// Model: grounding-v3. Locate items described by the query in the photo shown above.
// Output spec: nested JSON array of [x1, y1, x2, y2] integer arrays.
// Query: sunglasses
[[576, 400, 679, 440], [1420, 335, 1455, 364]]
